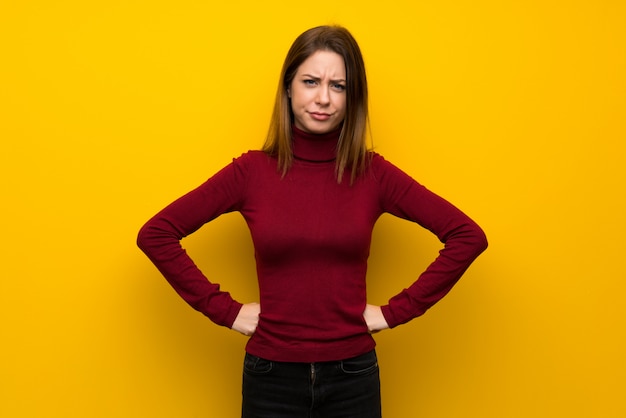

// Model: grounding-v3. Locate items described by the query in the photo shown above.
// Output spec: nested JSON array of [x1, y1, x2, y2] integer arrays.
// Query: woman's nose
[[316, 87, 330, 105]]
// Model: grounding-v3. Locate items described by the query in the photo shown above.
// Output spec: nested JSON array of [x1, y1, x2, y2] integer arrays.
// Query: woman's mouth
[[309, 112, 331, 121]]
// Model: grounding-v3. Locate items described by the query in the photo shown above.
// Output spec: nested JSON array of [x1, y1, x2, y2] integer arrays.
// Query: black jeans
[[242, 350, 382, 418]]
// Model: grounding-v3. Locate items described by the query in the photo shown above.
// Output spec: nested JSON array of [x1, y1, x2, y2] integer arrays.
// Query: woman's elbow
[[136, 223, 152, 253], [473, 225, 489, 255]]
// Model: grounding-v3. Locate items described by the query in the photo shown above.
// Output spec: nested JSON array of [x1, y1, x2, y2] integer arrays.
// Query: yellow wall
[[2, 1, 625, 416]]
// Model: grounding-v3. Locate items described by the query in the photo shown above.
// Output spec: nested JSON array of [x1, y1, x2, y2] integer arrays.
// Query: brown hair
[[262, 25, 370, 184]]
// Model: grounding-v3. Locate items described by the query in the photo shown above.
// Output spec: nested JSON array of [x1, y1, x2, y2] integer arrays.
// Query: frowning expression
[[288, 50, 347, 134]]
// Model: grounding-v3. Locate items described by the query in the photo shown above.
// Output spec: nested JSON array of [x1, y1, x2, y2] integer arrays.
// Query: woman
[[137, 25, 487, 418]]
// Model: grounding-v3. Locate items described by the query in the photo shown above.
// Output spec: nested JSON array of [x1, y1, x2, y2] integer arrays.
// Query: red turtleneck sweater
[[137, 127, 487, 362]]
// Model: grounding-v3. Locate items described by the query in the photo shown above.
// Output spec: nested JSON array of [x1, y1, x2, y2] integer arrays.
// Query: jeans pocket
[[339, 350, 378, 376], [243, 353, 273, 375]]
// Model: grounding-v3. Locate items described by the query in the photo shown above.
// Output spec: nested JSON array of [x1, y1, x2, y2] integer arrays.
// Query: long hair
[[262, 25, 370, 184]]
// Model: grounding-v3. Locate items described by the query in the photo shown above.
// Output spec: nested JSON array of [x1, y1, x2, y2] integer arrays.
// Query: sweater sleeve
[[373, 155, 488, 328], [136, 154, 252, 328]]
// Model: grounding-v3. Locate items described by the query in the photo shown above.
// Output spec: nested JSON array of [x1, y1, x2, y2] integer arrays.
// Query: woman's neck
[[291, 125, 341, 162]]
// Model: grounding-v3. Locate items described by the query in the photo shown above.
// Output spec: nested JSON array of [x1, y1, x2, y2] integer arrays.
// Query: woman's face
[[288, 50, 347, 134]]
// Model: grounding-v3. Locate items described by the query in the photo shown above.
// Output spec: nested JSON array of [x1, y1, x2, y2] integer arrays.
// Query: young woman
[[137, 25, 487, 418]]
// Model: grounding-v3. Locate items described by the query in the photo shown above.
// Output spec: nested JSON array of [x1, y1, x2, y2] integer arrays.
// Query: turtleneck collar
[[292, 125, 341, 163]]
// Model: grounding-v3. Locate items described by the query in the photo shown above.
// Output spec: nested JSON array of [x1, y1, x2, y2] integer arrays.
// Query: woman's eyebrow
[[301, 73, 346, 83]]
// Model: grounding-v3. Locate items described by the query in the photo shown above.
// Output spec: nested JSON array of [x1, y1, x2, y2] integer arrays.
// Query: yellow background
[[2, 1, 625, 417]]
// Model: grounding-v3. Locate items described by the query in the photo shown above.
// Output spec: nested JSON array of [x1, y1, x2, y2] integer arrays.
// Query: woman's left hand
[[363, 304, 390, 333]]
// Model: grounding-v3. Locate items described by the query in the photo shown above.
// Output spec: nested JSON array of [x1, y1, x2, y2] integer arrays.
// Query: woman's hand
[[231, 303, 260, 336], [363, 304, 390, 333]]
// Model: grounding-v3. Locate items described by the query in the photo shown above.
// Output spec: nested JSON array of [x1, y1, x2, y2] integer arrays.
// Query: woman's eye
[[332, 83, 346, 91], [303, 79, 317, 86]]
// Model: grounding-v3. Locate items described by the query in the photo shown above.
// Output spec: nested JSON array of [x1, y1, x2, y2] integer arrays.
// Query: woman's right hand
[[231, 303, 260, 336]]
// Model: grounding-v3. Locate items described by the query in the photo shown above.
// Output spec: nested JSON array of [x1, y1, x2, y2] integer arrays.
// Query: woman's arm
[[374, 155, 488, 328], [137, 156, 251, 328]]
